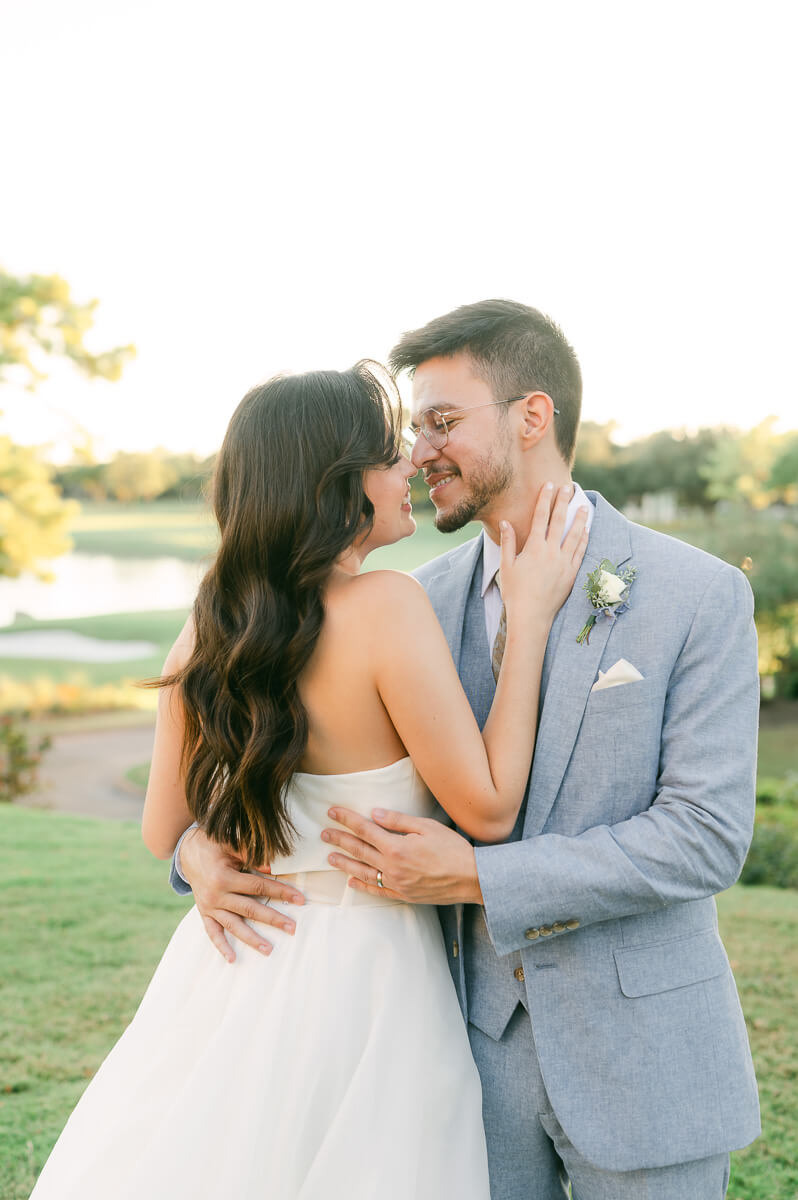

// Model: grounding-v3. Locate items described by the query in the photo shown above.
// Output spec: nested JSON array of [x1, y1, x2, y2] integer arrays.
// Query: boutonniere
[[576, 559, 637, 645]]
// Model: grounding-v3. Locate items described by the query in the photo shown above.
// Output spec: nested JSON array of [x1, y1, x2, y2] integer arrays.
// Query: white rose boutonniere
[[576, 559, 638, 645]]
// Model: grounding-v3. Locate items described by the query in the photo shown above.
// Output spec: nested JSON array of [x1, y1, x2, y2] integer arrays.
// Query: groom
[[174, 300, 760, 1198]]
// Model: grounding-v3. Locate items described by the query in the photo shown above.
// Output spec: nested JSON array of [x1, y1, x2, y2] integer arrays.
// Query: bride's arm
[[141, 616, 195, 858], [371, 485, 588, 842]]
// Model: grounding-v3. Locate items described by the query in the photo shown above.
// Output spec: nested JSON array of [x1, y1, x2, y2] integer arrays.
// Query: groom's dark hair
[[389, 299, 582, 466]]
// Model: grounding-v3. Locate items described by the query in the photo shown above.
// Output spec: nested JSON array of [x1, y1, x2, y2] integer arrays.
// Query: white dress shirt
[[481, 482, 595, 647]]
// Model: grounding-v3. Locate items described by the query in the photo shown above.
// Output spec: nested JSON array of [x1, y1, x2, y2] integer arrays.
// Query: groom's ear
[[518, 392, 557, 451]]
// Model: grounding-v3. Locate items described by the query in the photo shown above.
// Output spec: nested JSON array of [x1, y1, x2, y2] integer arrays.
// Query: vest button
[[524, 928, 540, 940], [566, 919, 580, 930], [539, 926, 554, 936], [514, 966, 525, 982], [552, 922, 566, 933]]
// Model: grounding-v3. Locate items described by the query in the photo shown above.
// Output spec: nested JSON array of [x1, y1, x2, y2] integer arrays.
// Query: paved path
[[21, 722, 156, 821]]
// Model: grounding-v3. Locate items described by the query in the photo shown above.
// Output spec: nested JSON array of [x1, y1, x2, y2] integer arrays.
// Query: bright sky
[[2, 0, 796, 462]]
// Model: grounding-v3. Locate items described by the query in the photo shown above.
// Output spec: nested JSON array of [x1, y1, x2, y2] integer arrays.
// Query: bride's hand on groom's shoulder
[[180, 828, 306, 963]]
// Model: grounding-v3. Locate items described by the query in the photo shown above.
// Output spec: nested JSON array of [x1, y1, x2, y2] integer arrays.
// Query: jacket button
[[514, 966, 525, 982], [566, 919, 580, 930], [524, 928, 540, 940], [452, 940, 459, 958], [552, 922, 566, 933], [539, 926, 554, 936]]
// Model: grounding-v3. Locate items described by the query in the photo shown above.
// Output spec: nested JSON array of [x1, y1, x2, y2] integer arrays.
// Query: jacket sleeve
[[477, 564, 759, 957], [169, 823, 197, 896]]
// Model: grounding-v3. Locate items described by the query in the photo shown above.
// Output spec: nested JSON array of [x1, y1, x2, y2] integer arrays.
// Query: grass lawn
[[757, 701, 798, 780], [64, 500, 479, 566], [717, 885, 798, 1199], [0, 804, 796, 1199], [0, 806, 192, 1199], [0, 609, 190, 690], [67, 502, 217, 560]]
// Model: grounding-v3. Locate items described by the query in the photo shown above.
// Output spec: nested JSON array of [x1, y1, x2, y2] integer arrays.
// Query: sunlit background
[[3, 5, 798, 1196], [2, 0, 796, 461]]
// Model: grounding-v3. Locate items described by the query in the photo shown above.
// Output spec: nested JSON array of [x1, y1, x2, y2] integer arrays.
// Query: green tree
[[0, 266, 135, 578], [769, 433, 798, 505], [699, 418, 782, 509], [619, 428, 722, 509], [104, 450, 181, 503], [572, 422, 626, 507], [0, 268, 134, 389]]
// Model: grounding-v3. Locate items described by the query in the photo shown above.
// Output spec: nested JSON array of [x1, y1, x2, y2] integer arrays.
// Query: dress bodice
[[268, 757, 435, 875]]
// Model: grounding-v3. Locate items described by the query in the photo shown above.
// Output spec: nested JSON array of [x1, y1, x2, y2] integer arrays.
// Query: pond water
[[0, 553, 204, 626], [0, 630, 158, 661]]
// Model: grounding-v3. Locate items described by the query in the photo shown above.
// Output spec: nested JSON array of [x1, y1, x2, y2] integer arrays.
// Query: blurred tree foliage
[[53, 452, 213, 502], [573, 417, 797, 512], [699, 418, 785, 508], [0, 266, 135, 578], [0, 269, 135, 389], [769, 433, 798, 504], [0, 436, 78, 577]]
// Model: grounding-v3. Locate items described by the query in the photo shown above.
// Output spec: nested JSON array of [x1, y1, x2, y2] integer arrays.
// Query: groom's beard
[[430, 451, 513, 534]]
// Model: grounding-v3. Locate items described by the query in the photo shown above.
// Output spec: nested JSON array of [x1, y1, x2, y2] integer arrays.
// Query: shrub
[[0, 713, 51, 803], [741, 824, 798, 889]]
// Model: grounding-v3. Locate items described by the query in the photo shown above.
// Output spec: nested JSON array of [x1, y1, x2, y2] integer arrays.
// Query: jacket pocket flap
[[614, 929, 728, 998]]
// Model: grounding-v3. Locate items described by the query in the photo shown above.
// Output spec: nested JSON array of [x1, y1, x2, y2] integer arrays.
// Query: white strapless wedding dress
[[30, 759, 490, 1199]]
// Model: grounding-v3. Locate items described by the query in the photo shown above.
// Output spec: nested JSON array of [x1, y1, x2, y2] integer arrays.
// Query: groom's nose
[[410, 434, 439, 470]]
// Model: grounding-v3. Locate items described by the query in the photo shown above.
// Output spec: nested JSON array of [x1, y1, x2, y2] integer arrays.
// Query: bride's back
[[297, 569, 409, 775]]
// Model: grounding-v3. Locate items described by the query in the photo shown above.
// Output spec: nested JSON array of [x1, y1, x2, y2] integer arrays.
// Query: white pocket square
[[591, 658, 644, 692]]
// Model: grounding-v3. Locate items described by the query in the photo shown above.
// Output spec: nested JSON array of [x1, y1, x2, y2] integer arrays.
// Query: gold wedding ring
[[376, 870, 385, 888]]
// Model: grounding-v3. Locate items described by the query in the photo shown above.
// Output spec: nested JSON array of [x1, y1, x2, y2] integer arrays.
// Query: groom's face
[[410, 353, 514, 533]]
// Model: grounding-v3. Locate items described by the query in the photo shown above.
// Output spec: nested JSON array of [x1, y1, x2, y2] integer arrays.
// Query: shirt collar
[[480, 481, 595, 597]]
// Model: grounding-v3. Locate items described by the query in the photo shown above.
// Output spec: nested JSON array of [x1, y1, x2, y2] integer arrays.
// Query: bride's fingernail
[[258, 944, 271, 956], [321, 830, 330, 841], [373, 809, 386, 819], [328, 808, 338, 820]]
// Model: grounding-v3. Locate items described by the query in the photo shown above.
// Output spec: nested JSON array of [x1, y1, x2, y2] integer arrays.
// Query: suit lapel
[[423, 533, 484, 668], [523, 494, 633, 835]]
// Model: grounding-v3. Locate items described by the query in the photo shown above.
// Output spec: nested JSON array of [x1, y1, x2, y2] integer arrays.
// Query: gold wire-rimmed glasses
[[404, 393, 560, 451]]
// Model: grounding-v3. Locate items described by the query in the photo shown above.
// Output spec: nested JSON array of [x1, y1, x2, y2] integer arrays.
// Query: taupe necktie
[[491, 570, 506, 683]]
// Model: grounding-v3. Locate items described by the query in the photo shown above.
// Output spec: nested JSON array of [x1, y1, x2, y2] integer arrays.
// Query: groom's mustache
[[424, 464, 460, 486]]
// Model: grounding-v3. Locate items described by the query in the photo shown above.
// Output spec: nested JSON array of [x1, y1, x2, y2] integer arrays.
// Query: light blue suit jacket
[[414, 491, 760, 1173]]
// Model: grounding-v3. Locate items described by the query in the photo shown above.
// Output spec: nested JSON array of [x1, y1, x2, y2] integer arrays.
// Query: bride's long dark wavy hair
[[163, 362, 401, 867]]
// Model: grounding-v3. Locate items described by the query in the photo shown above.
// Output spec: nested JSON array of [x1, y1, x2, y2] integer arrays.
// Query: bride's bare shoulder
[[327, 570, 432, 624], [162, 613, 196, 675], [354, 569, 428, 605]]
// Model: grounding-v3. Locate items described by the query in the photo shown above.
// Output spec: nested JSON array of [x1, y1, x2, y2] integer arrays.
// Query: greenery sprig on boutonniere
[[576, 559, 638, 645]]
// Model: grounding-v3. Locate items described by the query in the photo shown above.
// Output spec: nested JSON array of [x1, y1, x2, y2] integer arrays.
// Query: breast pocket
[[572, 680, 660, 821], [584, 678, 648, 716]]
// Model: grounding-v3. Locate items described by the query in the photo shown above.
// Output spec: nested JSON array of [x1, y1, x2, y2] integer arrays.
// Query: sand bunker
[[0, 631, 158, 663]]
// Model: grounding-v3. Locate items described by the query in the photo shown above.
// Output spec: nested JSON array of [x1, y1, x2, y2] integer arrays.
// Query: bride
[[30, 361, 587, 1199]]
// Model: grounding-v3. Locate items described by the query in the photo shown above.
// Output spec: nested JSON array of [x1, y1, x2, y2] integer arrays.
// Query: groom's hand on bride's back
[[179, 828, 305, 963]]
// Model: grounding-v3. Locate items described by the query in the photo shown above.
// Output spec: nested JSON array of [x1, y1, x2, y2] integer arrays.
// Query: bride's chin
[[381, 516, 417, 548]]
